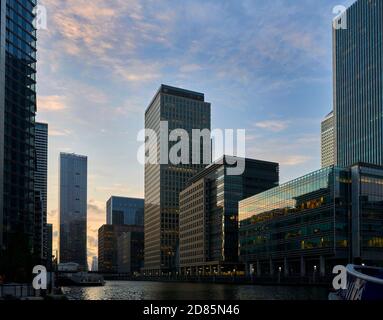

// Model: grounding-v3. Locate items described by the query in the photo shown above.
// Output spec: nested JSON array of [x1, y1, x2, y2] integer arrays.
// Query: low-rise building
[[98, 224, 144, 273], [239, 163, 383, 278], [117, 231, 144, 274]]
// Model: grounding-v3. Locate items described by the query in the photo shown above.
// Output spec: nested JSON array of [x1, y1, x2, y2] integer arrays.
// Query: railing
[[347, 264, 383, 285], [0, 284, 37, 299], [97, 273, 332, 286]]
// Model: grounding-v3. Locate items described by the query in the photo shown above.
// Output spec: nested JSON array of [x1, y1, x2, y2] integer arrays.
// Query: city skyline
[[35, 0, 357, 265], [0, 0, 382, 304]]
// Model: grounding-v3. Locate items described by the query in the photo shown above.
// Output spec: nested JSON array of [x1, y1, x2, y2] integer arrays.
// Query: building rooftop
[[60, 152, 88, 159], [145, 84, 207, 114]]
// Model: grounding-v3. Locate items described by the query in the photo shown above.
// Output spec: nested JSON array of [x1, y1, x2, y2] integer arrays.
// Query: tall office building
[[321, 111, 335, 168], [144, 85, 211, 274], [179, 156, 279, 275], [34, 122, 48, 261], [106, 196, 144, 226], [0, 0, 37, 278], [333, 0, 383, 167], [59, 153, 88, 270]]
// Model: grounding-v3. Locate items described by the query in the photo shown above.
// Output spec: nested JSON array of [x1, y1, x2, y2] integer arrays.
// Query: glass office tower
[[179, 156, 279, 275], [106, 196, 144, 226], [144, 85, 211, 274], [0, 0, 37, 279], [34, 122, 48, 261], [333, 0, 383, 167], [59, 153, 88, 270]]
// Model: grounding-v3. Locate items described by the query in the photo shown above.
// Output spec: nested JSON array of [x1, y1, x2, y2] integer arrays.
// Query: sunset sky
[[36, 0, 355, 267]]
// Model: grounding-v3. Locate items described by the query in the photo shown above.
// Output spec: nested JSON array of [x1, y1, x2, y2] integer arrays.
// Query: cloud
[[281, 155, 311, 166], [88, 235, 98, 248], [88, 200, 104, 216], [49, 127, 72, 137], [48, 209, 58, 217], [37, 95, 67, 112], [254, 120, 289, 132], [179, 64, 203, 73]]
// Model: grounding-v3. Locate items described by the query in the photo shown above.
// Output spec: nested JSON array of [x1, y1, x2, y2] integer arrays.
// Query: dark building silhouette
[[0, 0, 38, 280]]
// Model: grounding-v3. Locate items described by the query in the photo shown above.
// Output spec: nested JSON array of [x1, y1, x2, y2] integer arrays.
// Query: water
[[62, 281, 328, 300]]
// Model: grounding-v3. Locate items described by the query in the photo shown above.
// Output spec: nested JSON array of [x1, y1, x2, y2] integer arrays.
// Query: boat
[[57, 272, 105, 287], [329, 264, 383, 300]]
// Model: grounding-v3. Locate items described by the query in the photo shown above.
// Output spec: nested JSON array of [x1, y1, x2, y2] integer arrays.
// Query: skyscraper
[[333, 0, 383, 167], [106, 196, 144, 226], [0, 0, 37, 278], [321, 111, 335, 168], [34, 122, 48, 261], [144, 85, 211, 274], [59, 153, 88, 270]]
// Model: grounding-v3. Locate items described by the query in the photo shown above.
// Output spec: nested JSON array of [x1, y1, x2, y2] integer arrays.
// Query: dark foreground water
[[62, 281, 328, 300]]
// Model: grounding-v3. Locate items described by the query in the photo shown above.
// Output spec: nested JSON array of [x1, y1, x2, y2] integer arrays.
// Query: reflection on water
[[62, 281, 328, 300]]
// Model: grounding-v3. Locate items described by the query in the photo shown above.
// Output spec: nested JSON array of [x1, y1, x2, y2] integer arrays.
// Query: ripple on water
[[61, 281, 328, 300]]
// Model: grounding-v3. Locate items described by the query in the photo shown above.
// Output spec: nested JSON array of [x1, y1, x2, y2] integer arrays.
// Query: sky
[[36, 0, 356, 267]]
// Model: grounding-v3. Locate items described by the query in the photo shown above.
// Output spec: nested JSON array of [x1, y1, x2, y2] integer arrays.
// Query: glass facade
[[98, 224, 144, 273], [240, 167, 350, 262], [34, 122, 48, 260], [0, 0, 37, 277], [106, 196, 144, 226], [333, 0, 383, 167], [144, 85, 211, 273], [117, 231, 144, 274], [351, 164, 383, 264], [179, 156, 279, 274], [59, 153, 88, 270], [239, 164, 383, 277]]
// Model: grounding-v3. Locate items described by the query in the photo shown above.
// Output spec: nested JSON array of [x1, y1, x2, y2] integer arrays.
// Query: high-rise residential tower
[[144, 85, 211, 274], [0, 0, 37, 278], [59, 153, 88, 270], [321, 111, 335, 168], [34, 122, 48, 261], [333, 0, 383, 167]]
